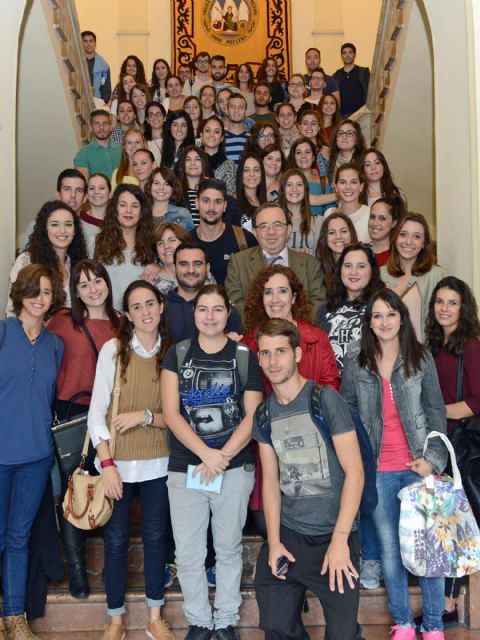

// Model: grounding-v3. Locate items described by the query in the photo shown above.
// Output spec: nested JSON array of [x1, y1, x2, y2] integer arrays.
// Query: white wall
[[16, 0, 79, 242], [381, 0, 435, 227]]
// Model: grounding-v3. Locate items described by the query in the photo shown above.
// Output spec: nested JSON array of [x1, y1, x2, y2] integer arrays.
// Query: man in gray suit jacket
[[225, 203, 325, 320]]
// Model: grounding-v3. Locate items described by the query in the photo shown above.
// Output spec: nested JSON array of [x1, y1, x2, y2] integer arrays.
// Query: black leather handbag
[[450, 354, 480, 523], [51, 323, 99, 477]]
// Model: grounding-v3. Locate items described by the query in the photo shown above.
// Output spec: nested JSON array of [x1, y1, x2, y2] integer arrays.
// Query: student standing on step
[[162, 284, 263, 640], [88, 281, 174, 640], [253, 318, 364, 640], [0, 264, 65, 640]]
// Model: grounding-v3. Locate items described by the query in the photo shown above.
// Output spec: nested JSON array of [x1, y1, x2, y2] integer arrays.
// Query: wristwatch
[[143, 408, 154, 428]]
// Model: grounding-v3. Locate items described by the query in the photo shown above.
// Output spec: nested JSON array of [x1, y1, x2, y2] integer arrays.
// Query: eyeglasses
[[197, 58, 209, 64], [256, 221, 289, 233], [336, 130, 357, 138], [288, 82, 304, 89], [148, 112, 164, 119], [258, 133, 275, 140]]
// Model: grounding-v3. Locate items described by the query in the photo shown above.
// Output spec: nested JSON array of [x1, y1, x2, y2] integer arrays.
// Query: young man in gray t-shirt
[[253, 319, 365, 640]]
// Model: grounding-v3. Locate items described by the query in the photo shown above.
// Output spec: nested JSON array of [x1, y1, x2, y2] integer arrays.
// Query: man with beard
[[249, 82, 276, 125], [74, 109, 121, 180], [210, 54, 233, 92], [191, 179, 257, 284], [165, 239, 244, 342]]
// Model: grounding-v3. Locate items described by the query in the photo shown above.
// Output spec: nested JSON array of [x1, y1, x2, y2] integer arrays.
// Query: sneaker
[[215, 626, 241, 640], [206, 565, 216, 588], [184, 626, 213, 640], [359, 560, 382, 590], [146, 617, 175, 640], [415, 607, 459, 630], [422, 632, 445, 640], [164, 563, 177, 589], [101, 623, 126, 640], [5, 615, 40, 640], [390, 624, 416, 639]]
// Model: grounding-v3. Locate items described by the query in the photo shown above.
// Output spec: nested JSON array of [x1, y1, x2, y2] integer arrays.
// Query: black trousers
[[254, 525, 364, 640]]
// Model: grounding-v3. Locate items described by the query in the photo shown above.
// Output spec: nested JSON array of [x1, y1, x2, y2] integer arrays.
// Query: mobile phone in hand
[[276, 555, 289, 576]]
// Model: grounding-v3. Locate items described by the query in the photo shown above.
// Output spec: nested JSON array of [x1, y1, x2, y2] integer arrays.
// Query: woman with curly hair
[[424, 276, 480, 627], [317, 242, 384, 375], [7, 201, 87, 315], [149, 58, 171, 103], [256, 56, 286, 109], [360, 148, 407, 210], [244, 122, 282, 157], [199, 115, 238, 197], [0, 264, 65, 640], [316, 212, 358, 298], [243, 264, 340, 535], [162, 110, 195, 170], [381, 212, 448, 341], [94, 184, 155, 310], [278, 168, 321, 255], [88, 280, 173, 640], [113, 56, 147, 99], [327, 119, 366, 185], [236, 152, 267, 231]]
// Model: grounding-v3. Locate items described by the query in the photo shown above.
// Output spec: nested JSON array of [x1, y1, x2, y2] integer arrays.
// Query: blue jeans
[[0, 455, 54, 616], [103, 476, 169, 616], [371, 470, 444, 631], [359, 512, 381, 561]]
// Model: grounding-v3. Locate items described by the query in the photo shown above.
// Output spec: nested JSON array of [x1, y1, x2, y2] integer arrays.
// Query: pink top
[[378, 378, 414, 471]]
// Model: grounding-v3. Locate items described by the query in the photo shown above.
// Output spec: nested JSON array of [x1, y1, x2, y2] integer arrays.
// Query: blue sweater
[[0, 318, 64, 465]]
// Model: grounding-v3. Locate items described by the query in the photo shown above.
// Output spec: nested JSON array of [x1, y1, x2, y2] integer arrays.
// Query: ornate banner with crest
[[171, 0, 292, 81]]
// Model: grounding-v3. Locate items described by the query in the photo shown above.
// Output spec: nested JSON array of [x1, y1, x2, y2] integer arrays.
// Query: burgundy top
[[48, 309, 118, 404], [433, 338, 480, 434], [80, 210, 104, 228], [375, 248, 391, 267]]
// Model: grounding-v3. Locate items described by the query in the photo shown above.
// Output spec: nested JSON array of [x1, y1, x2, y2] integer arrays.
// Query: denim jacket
[[340, 341, 447, 474]]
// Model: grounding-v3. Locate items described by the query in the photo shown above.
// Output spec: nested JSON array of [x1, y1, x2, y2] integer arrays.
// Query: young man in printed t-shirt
[[253, 318, 365, 640]]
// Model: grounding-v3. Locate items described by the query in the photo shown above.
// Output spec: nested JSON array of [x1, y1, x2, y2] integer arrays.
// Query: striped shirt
[[224, 130, 249, 164]]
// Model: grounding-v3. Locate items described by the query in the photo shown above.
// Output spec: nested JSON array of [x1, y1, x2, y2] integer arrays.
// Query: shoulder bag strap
[[81, 322, 99, 360], [456, 353, 464, 402], [232, 224, 248, 252], [79, 354, 121, 464]]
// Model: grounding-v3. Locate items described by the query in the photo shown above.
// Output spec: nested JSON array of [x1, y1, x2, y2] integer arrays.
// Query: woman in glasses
[[327, 119, 366, 186]]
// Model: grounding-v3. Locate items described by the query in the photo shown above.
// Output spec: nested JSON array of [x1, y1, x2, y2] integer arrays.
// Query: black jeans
[[254, 525, 363, 640]]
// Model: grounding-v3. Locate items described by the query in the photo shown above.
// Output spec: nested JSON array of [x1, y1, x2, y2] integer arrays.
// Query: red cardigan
[[243, 319, 341, 510]]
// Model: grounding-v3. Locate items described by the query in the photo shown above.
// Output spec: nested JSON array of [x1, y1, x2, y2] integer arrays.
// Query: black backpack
[[255, 383, 378, 516]]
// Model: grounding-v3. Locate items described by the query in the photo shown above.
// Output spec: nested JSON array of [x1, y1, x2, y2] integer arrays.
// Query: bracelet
[[333, 529, 350, 536], [100, 458, 117, 469], [143, 408, 154, 428]]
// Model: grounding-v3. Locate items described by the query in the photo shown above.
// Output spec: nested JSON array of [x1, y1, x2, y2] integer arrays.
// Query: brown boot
[[146, 617, 175, 640], [101, 623, 126, 640], [0, 618, 8, 640], [4, 615, 39, 640]]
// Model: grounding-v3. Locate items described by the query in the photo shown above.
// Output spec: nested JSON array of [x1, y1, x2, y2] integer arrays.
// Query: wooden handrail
[[351, 0, 406, 146], [48, 0, 94, 144]]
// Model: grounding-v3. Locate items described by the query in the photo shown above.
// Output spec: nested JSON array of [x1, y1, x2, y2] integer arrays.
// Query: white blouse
[[88, 333, 169, 482]]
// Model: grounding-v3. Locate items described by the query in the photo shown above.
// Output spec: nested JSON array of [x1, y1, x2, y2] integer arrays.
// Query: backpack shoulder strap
[[175, 339, 192, 373], [254, 394, 273, 442], [232, 224, 248, 252], [235, 342, 250, 390], [309, 383, 334, 450]]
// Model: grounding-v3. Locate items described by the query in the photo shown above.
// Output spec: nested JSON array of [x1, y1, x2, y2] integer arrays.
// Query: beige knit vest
[[107, 351, 169, 461]]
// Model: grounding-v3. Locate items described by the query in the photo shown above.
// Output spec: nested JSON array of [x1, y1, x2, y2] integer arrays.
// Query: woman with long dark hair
[[162, 110, 195, 170], [319, 93, 341, 144], [7, 201, 87, 314], [236, 152, 267, 231], [316, 212, 358, 299], [94, 184, 154, 310], [149, 58, 171, 103], [175, 146, 212, 226], [144, 101, 167, 165], [327, 119, 366, 185], [260, 143, 285, 202], [278, 168, 320, 255], [0, 264, 65, 640], [341, 289, 448, 639], [88, 280, 173, 640], [360, 148, 406, 209], [424, 276, 480, 628], [317, 242, 384, 375], [199, 115, 238, 197], [256, 56, 286, 109], [144, 166, 194, 231], [368, 196, 404, 267], [48, 260, 119, 599]]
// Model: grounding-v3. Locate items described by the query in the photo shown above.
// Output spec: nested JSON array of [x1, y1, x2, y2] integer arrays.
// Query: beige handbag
[[62, 358, 121, 530]]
